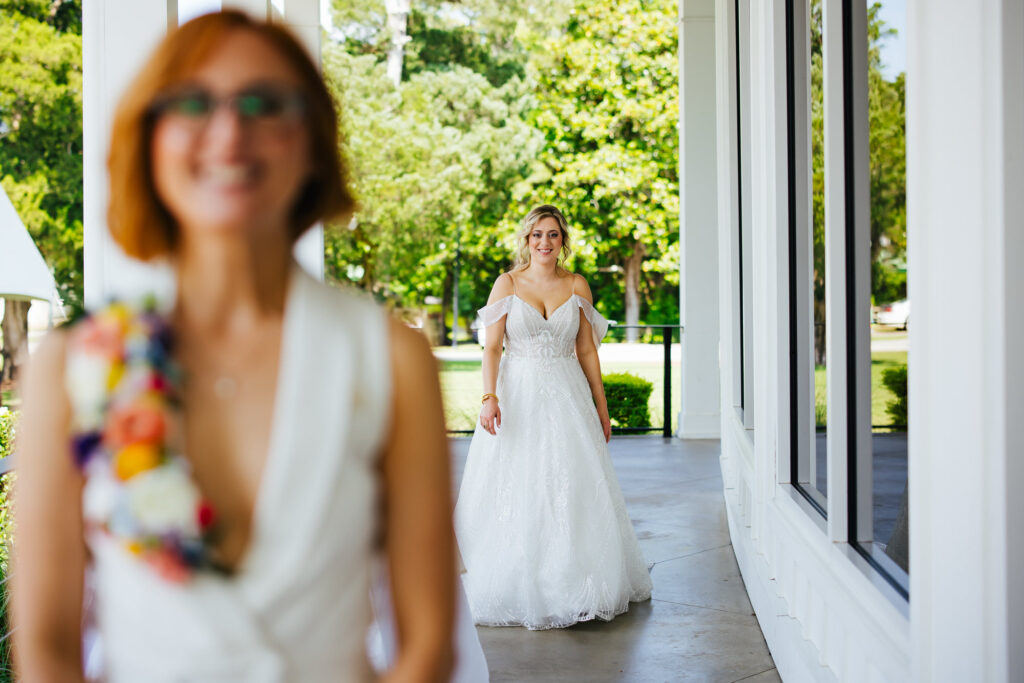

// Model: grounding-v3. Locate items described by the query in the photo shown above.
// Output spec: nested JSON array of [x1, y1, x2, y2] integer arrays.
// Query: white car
[[875, 299, 910, 329]]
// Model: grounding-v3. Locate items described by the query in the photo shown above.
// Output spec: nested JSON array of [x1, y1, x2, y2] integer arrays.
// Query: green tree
[[866, 3, 906, 305], [523, 0, 680, 338], [0, 1, 82, 388], [321, 44, 543, 341], [0, 0, 83, 308], [809, 0, 905, 363]]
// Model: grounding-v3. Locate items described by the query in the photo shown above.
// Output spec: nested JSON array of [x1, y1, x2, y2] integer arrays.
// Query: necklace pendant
[[213, 376, 238, 400]]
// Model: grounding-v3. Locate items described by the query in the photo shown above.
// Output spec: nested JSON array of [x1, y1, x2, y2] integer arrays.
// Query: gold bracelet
[[481, 393, 499, 404]]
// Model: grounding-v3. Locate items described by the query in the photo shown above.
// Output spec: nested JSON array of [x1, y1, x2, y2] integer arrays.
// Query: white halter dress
[[82, 268, 390, 682], [454, 292, 653, 630]]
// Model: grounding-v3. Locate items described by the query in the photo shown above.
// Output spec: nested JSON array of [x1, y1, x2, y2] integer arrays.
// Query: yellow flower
[[114, 444, 162, 481], [101, 303, 130, 327], [106, 361, 125, 392]]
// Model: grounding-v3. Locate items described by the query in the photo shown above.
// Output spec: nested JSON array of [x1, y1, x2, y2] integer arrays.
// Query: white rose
[[66, 355, 111, 431], [82, 466, 119, 523], [126, 465, 201, 536]]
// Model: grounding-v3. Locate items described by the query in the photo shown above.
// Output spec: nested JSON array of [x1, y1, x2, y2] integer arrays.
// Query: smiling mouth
[[537, 248, 553, 255], [201, 163, 256, 187]]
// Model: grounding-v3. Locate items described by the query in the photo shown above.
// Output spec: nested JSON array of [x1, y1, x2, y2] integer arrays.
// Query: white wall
[[712, 0, 1024, 680]]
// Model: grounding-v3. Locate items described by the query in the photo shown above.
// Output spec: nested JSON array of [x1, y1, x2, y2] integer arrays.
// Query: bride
[[454, 205, 652, 630]]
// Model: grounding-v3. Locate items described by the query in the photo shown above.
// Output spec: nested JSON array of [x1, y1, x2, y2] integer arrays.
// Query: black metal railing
[[605, 324, 683, 438], [447, 323, 683, 439]]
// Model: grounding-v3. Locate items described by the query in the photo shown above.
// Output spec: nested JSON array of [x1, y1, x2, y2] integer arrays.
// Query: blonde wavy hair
[[512, 205, 572, 270]]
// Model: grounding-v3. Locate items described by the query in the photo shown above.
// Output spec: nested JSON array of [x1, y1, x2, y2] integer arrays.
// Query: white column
[[83, 0, 177, 307], [908, 0, 1024, 679], [276, 0, 324, 280], [228, 0, 324, 278], [678, 0, 720, 439]]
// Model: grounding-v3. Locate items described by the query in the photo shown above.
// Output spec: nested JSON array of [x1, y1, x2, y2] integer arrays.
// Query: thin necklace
[[180, 319, 279, 401]]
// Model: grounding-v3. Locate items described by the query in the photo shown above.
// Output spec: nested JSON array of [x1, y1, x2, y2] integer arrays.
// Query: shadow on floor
[[450, 436, 780, 683]]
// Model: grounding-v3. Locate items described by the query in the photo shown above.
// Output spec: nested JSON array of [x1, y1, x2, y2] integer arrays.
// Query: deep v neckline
[[515, 293, 576, 322], [233, 268, 297, 573], [184, 264, 300, 575]]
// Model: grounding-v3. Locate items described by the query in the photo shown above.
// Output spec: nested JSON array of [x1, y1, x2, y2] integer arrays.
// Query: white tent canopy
[[0, 183, 58, 302]]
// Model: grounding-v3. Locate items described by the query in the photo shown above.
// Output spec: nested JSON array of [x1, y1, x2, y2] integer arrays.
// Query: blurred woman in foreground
[[12, 11, 454, 681]]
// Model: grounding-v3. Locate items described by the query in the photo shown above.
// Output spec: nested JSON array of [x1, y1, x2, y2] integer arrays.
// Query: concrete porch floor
[[450, 436, 779, 683]]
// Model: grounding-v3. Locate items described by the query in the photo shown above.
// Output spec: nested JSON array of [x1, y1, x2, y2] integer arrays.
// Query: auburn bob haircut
[[107, 10, 354, 260]]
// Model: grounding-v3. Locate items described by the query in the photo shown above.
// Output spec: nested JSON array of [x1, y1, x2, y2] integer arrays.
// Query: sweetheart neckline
[[513, 293, 577, 322]]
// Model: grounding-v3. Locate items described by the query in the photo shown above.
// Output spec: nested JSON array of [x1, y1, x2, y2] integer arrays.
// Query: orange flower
[[105, 402, 166, 448], [114, 444, 162, 480]]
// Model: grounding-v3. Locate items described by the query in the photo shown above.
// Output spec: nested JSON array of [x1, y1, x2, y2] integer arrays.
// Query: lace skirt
[[454, 356, 652, 630]]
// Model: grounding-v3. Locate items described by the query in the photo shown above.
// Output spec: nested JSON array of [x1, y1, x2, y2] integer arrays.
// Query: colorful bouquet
[[67, 301, 216, 582]]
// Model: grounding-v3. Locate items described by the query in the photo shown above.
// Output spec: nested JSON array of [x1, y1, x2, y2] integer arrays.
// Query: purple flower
[[72, 431, 104, 468]]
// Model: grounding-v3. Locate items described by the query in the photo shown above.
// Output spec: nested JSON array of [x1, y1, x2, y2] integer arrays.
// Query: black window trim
[[735, 0, 746, 417]]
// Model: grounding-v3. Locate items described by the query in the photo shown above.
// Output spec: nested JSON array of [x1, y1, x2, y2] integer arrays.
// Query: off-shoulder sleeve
[[576, 296, 610, 348], [476, 295, 513, 328]]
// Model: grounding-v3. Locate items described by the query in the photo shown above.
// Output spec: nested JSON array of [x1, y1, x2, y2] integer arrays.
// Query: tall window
[[857, 0, 908, 592], [788, 0, 908, 597]]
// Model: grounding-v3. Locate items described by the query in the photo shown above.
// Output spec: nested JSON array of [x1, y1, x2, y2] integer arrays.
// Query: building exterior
[[679, 0, 1024, 679]]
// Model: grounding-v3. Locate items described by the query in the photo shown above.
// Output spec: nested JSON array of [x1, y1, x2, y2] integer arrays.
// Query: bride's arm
[[573, 276, 612, 442], [11, 332, 88, 681], [381, 319, 456, 683], [479, 274, 513, 435]]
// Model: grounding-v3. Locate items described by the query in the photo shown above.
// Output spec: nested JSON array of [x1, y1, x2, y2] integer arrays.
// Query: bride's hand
[[599, 410, 611, 442], [480, 398, 501, 435]]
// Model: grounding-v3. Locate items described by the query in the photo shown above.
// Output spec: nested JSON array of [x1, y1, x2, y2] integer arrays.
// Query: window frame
[[785, 0, 908, 599], [734, 0, 755, 428], [786, 0, 826, 516]]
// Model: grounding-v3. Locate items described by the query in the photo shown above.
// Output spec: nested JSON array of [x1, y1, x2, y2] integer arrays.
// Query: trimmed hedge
[[603, 372, 653, 428], [0, 409, 12, 460], [881, 364, 908, 426], [0, 409, 12, 681]]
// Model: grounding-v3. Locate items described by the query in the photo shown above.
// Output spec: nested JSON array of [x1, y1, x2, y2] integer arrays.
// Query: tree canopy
[[0, 0, 83, 309], [329, 0, 680, 338], [0, 0, 906, 351]]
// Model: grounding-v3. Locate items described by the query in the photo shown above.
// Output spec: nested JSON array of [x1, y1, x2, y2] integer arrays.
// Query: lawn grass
[[439, 358, 681, 433], [814, 350, 908, 428]]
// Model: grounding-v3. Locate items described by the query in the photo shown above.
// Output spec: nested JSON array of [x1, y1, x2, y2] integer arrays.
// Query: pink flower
[[77, 318, 124, 359], [105, 402, 166, 448], [147, 549, 191, 583]]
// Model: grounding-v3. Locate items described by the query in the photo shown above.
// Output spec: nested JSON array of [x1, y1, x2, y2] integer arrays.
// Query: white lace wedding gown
[[454, 293, 653, 630]]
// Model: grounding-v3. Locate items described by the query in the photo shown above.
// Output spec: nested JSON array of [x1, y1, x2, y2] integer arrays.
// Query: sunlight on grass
[[439, 359, 681, 433], [813, 350, 907, 427]]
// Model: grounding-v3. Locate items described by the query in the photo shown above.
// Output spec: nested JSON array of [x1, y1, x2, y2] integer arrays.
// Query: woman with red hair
[[12, 11, 455, 681]]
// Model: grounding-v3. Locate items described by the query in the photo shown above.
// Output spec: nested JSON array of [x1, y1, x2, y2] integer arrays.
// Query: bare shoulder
[[487, 272, 515, 304], [387, 317, 438, 384], [22, 327, 71, 405], [17, 327, 74, 474], [571, 273, 594, 302]]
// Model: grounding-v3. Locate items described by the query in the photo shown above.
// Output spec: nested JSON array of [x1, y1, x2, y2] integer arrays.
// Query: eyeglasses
[[149, 85, 307, 132]]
